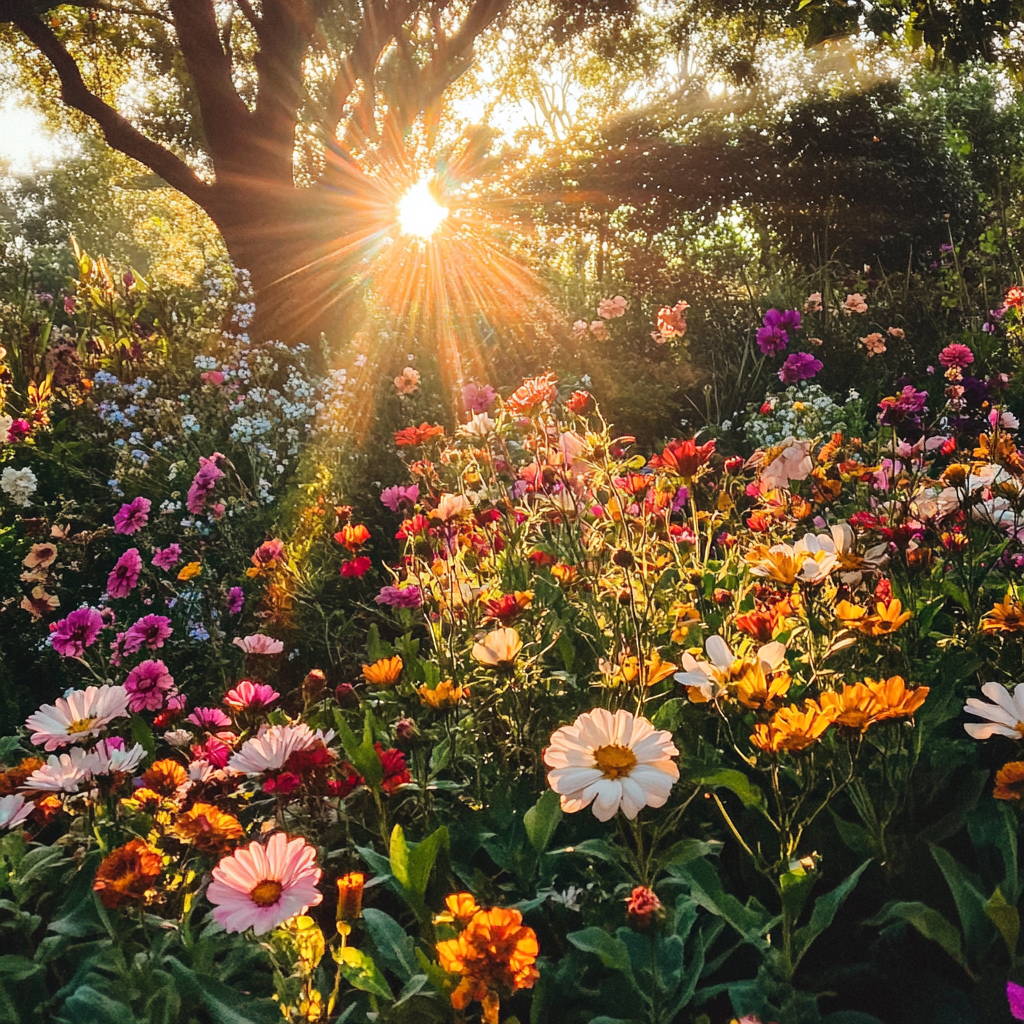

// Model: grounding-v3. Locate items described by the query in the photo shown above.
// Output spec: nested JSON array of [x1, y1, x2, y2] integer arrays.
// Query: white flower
[[543, 708, 679, 821], [674, 636, 787, 701], [25, 685, 130, 751], [0, 414, 12, 442], [431, 493, 472, 521], [164, 729, 193, 747], [964, 682, 1024, 740], [1, 466, 38, 507], [229, 723, 330, 774], [461, 413, 495, 437], [24, 747, 94, 792], [760, 439, 812, 491], [87, 739, 147, 775], [0, 794, 33, 830]]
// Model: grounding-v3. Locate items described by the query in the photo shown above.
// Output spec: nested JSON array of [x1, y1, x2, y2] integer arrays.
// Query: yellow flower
[[336, 873, 365, 921], [994, 761, 1024, 802], [362, 656, 403, 687], [981, 594, 1024, 634], [750, 700, 837, 754], [418, 679, 468, 710], [735, 663, 791, 711], [863, 675, 928, 720], [177, 561, 202, 581]]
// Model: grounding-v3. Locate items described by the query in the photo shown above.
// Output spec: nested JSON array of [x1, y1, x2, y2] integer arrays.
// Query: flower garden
[[3, 243, 1024, 1024]]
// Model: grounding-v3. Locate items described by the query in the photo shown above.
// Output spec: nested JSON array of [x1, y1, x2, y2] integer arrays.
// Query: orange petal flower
[[981, 594, 1024, 633], [751, 700, 837, 754], [93, 839, 162, 909], [418, 679, 468, 710], [336, 872, 365, 921], [994, 761, 1024, 801], [362, 656, 403, 687], [174, 802, 244, 855]]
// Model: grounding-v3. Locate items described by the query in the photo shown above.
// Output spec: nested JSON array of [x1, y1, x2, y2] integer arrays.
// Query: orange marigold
[[435, 892, 482, 926], [750, 701, 837, 754], [174, 803, 244, 855], [0, 757, 44, 796], [394, 423, 444, 448], [93, 839, 162, 909], [141, 759, 189, 797], [994, 761, 1024, 802], [505, 374, 557, 415], [337, 872, 365, 921], [981, 594, 1024, 634]]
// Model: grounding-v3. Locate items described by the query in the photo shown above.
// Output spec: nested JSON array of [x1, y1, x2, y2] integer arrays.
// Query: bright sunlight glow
[[397, 180, 448, 238]]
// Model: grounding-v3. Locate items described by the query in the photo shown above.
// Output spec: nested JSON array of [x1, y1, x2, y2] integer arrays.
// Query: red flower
[[565, 390, 590, 414], [394, 423, 444, 447], [341, 556, 372, 578], [649, 438, 716, 478], [397, 514, 431, 540], [375, 743, 411, 794], [1006, 285, 1024, 310], [625, 886, 663, 929], [335, 524, 371, 551], [724, 456, 745, 473]]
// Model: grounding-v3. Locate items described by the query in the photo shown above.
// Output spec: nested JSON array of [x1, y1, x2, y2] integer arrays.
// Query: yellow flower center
[[250, 879, 283, 907], [67, 716, 97, 734], [593, 743, 637, 779]]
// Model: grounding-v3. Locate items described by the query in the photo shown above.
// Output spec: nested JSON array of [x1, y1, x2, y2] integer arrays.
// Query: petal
[[589, 780, 622, 822], [706, 635, 733, 670]]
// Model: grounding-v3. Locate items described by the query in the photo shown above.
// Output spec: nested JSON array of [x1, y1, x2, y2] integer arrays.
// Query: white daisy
[[0, 794, 33, 830], [964, 682, 1024, 740], [25, 685, 130, 751], [24, 747, 94, 792]]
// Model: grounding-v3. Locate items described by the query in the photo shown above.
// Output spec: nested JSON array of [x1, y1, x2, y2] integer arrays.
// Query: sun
[[397, 180, 448, 238]]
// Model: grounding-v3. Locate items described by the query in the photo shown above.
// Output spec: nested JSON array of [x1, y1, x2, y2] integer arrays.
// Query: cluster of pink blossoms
[[186, 453, 226, 515]]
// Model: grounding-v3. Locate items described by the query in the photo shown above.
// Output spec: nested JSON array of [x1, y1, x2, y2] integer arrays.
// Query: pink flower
[[939, 343, 974, 369], [25, 684, 130, 750], [251, 539, 286, 568], [123, 614, 172, 653], [597, 295, 627, 319], [462, 382, 496, 414], [50, 607, 104, 657], [233, 634, 284, 655], [206, 832, 322, 935], [394, 367, 421, 395], [63, 295, 77, 315], [341, 556, 372, 578], [224, 680, 280, 712], [8, 419, 30, 442], [589, 320, 609, 340], [778, 352, 822, 383], [380, 484, 419, 513], [572, 320, 588, 337], [124, 659, 175, 712], [186, 453, 226, 515], [887, 326, 905, 339], [152, 544, 181, 570], [860, 333, 886, 356], [107, 548, 142, 599], [375, 585, 423, 608], [804, 292, 822, 313], [188, 707, 232, 730], [1009, 980, 1024, 1021], [844, 293, 868, 314], [201, 370, 225, 385], [113, 496, 151, 535], [227, 586, 245, 615]]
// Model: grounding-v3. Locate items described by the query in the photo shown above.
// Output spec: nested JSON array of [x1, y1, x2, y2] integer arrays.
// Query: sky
[[0, 97, 64, 175]]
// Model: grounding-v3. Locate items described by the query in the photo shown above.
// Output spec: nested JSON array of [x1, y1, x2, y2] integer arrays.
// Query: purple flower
[[124, 614, 172, 653], [187, 706, 232, 730], [878, 386, 929, 427], [1009, 981, 1024, 1021], [152, 543, 181, 570], [380, 484, 419, 513], [113, 496, 151, 535], [49, 607, 104, 657], [124, 659, 175, 712], [186, 453, 226, 515], [107, 548, 142, 599], [375, 585, 423, 609], [778, 352, 823, 384], [227, 586, 245, 615], [462, 382, 496, 414], [756, 308, 801, 357]]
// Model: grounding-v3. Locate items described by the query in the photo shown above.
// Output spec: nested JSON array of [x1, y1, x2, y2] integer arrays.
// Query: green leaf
[[670, 857, 773, 947], [791, 860, 869, 967], [985, 888, 1019, 957], [689, 768, 766, 811], [567, 927, 635, 980], [429, 738, 451, 774], [867, 902, 965, 968], [0, 955, 40, 982], [523, 790, 562, 855], [129, 715, 156, 758], [167, 959, 283, 1024], [333, 711, 383, 788], [780, 866, 817, 925], [931, 845, 992, 955], [54, 987, 136, 1024], [335, 947, 394, 1001], [362, 908, 418, 983], [548, 838, 622, 864], [389, 825, 447, 922]]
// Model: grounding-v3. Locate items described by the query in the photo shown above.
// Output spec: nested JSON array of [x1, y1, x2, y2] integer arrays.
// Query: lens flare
[[397, 181, 448, 238]]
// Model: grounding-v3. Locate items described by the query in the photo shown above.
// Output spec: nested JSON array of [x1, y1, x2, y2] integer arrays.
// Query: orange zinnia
[[505, 374, 557, 415], [335, 524, 370, 551], [0, 757, 43, 795], [750, 701, 837, 754], [394, 423, 444, 447], [981, 594, 1024, 634], [435, 892, 481, 926], [362, 656, 403, 687], [994, 761, 1024, 802], [93, 839, 163, 909], [141, 759, 189, 797], [174, 802, 244, 855]]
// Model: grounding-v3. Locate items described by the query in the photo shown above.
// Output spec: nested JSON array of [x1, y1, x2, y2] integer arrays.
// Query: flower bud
[[334, 683, 359, 708], [337, 872, 365, 921], [303, 669, 326, 702], [394, 717, 420, 747], [611, 547, 635, 569]]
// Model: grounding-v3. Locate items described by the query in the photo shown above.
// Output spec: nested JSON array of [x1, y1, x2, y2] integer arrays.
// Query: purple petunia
[[778, 352, 823, 384], [49, 607, 105, 658], [113, 496, 151, 535], [152, 543, 181, 570], [227, 586, 245, 616], [756, 308, 801, 357], [107, 548, 143, 599]]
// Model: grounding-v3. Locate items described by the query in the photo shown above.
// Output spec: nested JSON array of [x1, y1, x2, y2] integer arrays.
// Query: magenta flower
[[227, 586, 245, 615], [187, 706, 232, 730], [107, 548, 142, 599], [756, 309, 800, 357], [113, 496, 151, 535], [186, 453, 226, 515], [224, 680, 280, 712], [124, 659, 175, 712], [462, 382, 496, 414], [152, 544, 181, 570], [124, 614, 172, 653], [778, 352, 823, 384], [380, 484, 419, 513], [49, 607, 105, 658], [375, 585, 423, 609], [1009, 981, 1024, 1021], [938, 343, 974, 369]]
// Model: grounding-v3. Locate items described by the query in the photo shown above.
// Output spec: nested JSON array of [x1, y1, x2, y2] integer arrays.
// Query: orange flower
[[177, 561, 202, 581], [0, 757, 43, 796], [141, 759, 189, 798], [362, 656, 403, 687], [505, 374, 557, 415], [981, 594, 1024, 634], [1006, 285, 1024, 310], [863, 675, 928, 720], [994, 761, 1024, 801], [818, 683, 878, 732], [418, 679, 468, 710], [337, 872, 365, 921], [750, 701, 837, 754], [394, 423, 444, 447], [861, 598, 912, 636], [483, 591, 533, 625], [92, 839, 163, 909], [121, 787, 166, 813], [550, 563, 578, 586], [834, 599, 869, 626], [649, 437, 716, 479], [435, 892, 481, 926], [335, 524, 370, 551], [436, 905, 539, 1024], [174, 803, 244, 855], [735, 663, 791, 712]]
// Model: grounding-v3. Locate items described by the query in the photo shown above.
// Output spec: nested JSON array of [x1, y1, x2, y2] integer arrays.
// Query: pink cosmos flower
[[938, 343, 974, 369], [25, 684, 130, 750], [186, 453, 226, 515], [50, 607, 104, 657], [107, 548, 142, 599], [206, 832, 323, 935], [188, 707, 233, 730], [394, 367, 421, 395], [233, 634, 284, 655], [224, 680, 280, 712], [0, 794, 33, 831], [152, 544, 181, 570], [589, 320, 609, 340], [123, 614, 172, 653], [113, 496, 151, 535], [228, 724, 326, 774], [124, 659, 175, 712], [597, 295, 627, 319], [380, 484, 419, 513], [462, 382, 496, 414]]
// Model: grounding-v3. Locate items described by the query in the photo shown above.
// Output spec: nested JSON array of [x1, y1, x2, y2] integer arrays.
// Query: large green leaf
[[867, 901, 965, 968], [931, 845, 993, 957], [362, 908, 418, 983], [791, 860, 869, 967], [985, 887, 1019, 957], [167, 959, 282, 1024], [334, 947, 394, 1001], [54, 987, 136, 1024], [689, 768, 766, 811], [567, 927, 635, 980], [523, 790, 562, 855], [670, 858, 774, 947]]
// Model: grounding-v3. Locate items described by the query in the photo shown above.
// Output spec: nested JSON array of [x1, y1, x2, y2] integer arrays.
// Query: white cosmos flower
[[228, 723, 333, 775], [0, 794, 33, 830], [964, 682, 1024, 740], [24, 747, 94, 792], [87, 739, 147, 775], [430, 493, 472, 522], [543, 708, 679, 821], [674, 635, 787, 701], [461, 412, 495, 437], [25, 685, 130, 751]]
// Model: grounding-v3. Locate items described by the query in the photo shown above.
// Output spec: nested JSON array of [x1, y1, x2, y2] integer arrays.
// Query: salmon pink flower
[[233, 634, 284, 655], [394, 366, 421, 394], [224, 680, 279, 712], [844, 293, 868, 314], [597, 295, 627, 319]]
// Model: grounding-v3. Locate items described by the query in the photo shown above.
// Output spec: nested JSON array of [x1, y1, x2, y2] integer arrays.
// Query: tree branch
[[7, 8, 211, 207]]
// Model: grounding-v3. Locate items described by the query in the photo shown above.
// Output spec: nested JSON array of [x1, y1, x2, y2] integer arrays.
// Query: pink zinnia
[[188, 707, 233, 730], [107, 548, 142, 599], [251, 539, 286, 568], [232, 634, 284, 655], [50, 607, 104, 657], [123, 614, 172, 653], [206, 832, 322, 935], [113, 496, 151, 535], [224, 680, 280, 712], [186, 453, 226, 515], [152, 544, 181, 570], [938, 343, 974, 369], [124, 659, 175, 712]]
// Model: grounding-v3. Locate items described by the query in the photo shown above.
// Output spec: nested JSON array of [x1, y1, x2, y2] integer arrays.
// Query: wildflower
[[804, 292, 822, 313], [1, 466, 38, 507], [863, 676, 928, 720], [251, 539, 286, 569], [113, 496, 151, 535], [656, 300, 689, 337], [544, 708, 679, 821], [93, 839, 163, 909], [337, 872, 365, 921], [174, 803, 244, 855], [472, 627, 523, 669], [207, 832, 323, 935], [759, 438, 812, 491], [675, 635, 788, 703], [341, 556, 372, 578], [844, 293, 868, 314], [418, 679, 468, 710], [376, 744, 411, 793], [227, 586, 245, 614], [463, 382, 496, 414], [964, 682, 1024, 740], [982, 594, 1024, 633], [994, 762, 1024, 802], [187, 706, 232, 730], [779, 352, 822, 383], [140, 758, 190, 797], [625, 886, 663, 929], [436, 892, 482, 926], [229, 724, 327, 774], [750, 701, 837, 754], [650, 437, 715, 480], [25, 684, 129, 750], [49, 607, 104, 657], [436, 905, 539, 1024], [483, 591, 533, 625], [745, 541, 827, 586], [224, 680, 280, 711], [860, 333, 886, 356], [857, 597, 912, 636], [186, 453, 225, 514], [589, 319, 609, 340], [380, 484, 419, 513], [394, 366, 421, 394], [394, 423, 444, 447], [362, 656, 403, 687], [939, 343, 974, 369], [0, 758, 43, 795], [506, 374, 557, 414], [152, 544, 181, 569], [888, 326, 905, 339], [375, 584, 423, 608], [0, 794, 33, 831], [336, 524, 370, 551], [756, 309, 800, 357], [23, 543, 57, 570], [233, 634, 284, 655], [107, 548, 142, 598], [23, 749, 93, 792], [124, 659, 175, 712], [123, 614, 173, 652]]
